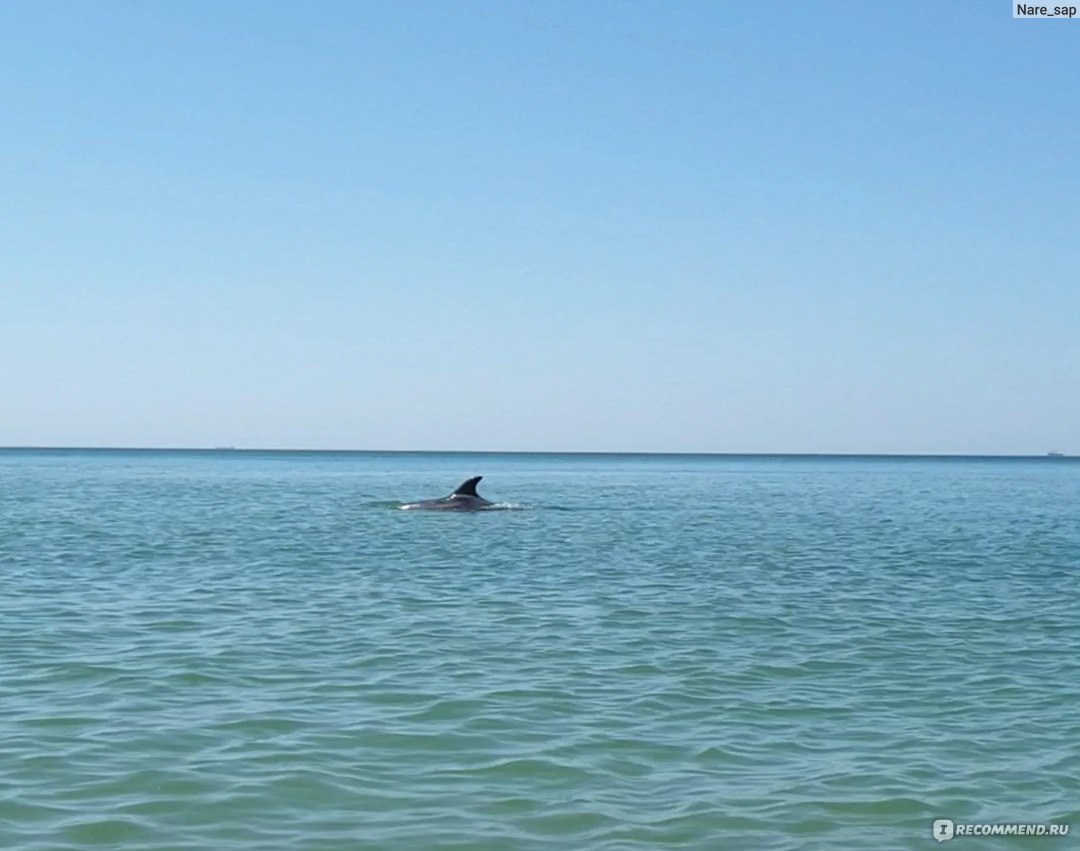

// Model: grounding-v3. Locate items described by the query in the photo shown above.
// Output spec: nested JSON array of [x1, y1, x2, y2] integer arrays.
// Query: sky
[[2, 1, 1077, 454]]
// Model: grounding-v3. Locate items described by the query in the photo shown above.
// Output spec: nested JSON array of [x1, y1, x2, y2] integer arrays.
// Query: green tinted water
[[2, 451, 1078, 849]]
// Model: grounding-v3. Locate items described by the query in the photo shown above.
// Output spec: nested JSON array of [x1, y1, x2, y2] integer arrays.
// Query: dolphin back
[[399, 476, 492, 510]]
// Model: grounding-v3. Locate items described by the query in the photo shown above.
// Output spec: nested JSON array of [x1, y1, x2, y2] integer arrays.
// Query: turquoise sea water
[[2, 449, 1078, 850]]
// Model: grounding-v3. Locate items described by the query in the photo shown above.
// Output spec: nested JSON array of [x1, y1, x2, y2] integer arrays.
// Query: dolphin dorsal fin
[[452, 476, 482, 497]]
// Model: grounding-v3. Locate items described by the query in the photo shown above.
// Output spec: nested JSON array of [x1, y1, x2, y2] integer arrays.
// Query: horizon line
[[0, 445, 1071, 459]]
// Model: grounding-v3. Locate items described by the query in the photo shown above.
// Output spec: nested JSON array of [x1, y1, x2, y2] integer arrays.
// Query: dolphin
[[399, 476, 495, 511]]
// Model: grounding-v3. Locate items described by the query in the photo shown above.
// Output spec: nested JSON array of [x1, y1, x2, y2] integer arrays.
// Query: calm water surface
[[2, 450, 1078, 849]]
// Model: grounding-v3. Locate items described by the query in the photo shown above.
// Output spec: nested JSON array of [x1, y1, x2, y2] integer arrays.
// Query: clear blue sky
[[2, 1, 1077, 453]]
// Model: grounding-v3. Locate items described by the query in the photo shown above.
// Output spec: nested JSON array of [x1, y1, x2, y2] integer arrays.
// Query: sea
[[2, 449, 1078, 850]]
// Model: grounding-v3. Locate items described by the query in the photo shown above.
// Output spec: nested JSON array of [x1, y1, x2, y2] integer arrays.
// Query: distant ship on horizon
[[1047, 450, 1066, 457]]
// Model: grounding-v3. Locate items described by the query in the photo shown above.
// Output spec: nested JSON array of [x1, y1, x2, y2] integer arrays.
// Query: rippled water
[[2, 450, 1078, 849]]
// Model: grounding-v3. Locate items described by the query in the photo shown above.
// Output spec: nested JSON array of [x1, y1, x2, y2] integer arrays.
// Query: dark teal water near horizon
[[2, 449, 1078, 849]]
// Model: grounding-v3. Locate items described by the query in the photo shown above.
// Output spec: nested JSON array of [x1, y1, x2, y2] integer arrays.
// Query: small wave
[[396, 502, 526, 512]]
